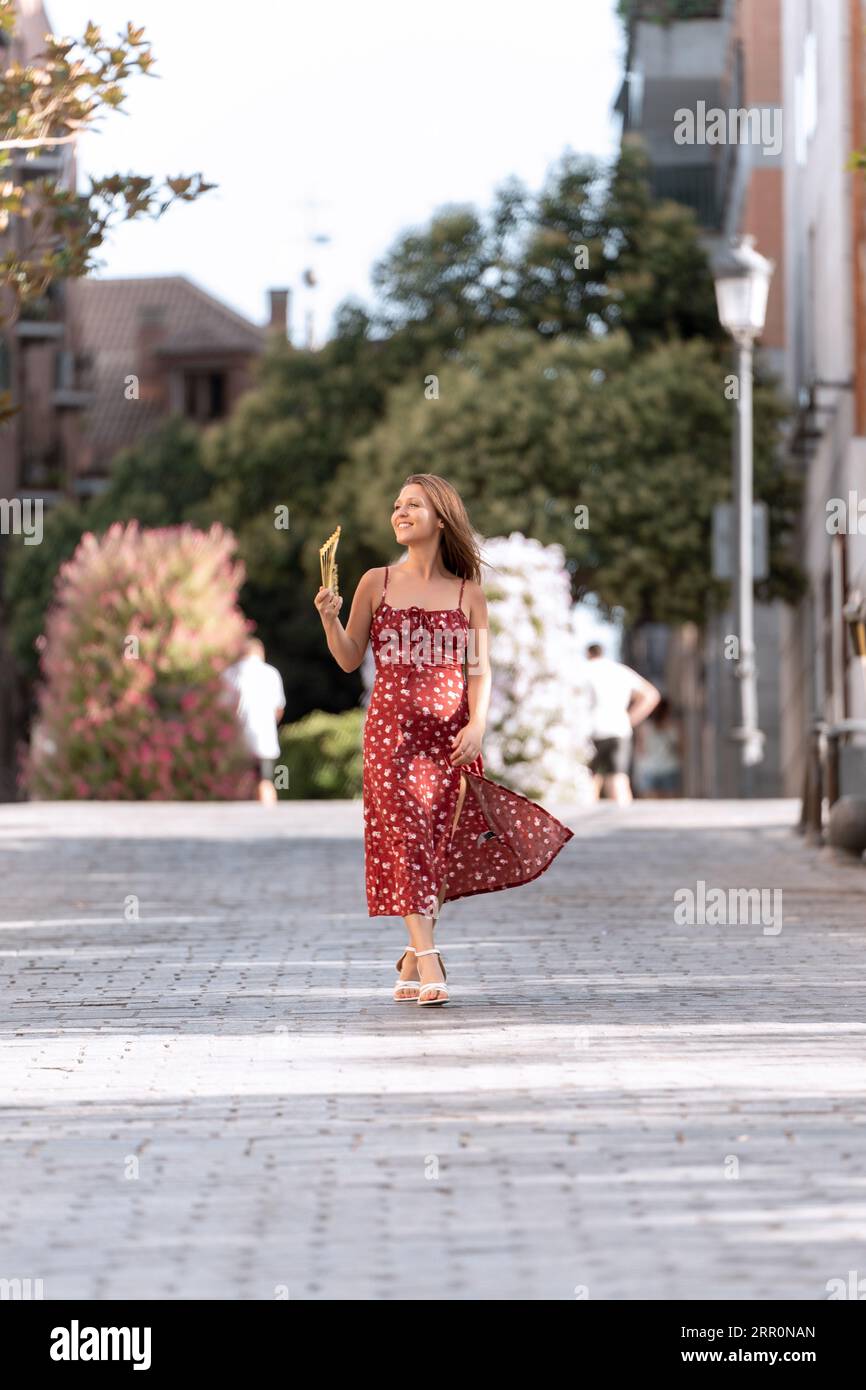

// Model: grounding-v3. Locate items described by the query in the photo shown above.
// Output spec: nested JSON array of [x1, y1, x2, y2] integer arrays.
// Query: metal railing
[[649, 165, 722, 229], [620, 0, 724, 21]]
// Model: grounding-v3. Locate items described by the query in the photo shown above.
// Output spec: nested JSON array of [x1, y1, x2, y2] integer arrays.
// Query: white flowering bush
[[480, 534, 592, 801], [361, 534, 592, 802]]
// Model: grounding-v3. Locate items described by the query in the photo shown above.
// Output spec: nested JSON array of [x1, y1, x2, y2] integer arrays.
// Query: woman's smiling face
[[392, 484, 439, 543]]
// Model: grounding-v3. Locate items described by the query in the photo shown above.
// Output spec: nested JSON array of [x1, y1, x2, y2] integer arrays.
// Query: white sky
[[47, 0, 624, 342]]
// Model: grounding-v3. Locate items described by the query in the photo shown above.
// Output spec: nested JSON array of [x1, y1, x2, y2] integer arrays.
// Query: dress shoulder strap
[[382, 565, 389, 598], [457, 574, 466, 610]]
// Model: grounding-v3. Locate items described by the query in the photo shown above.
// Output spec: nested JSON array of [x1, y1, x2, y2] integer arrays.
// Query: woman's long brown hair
[[402, 473, 483, 583]]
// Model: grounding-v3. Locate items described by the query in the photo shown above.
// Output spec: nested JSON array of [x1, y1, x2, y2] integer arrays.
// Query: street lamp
[[712, 234, 775, 775]]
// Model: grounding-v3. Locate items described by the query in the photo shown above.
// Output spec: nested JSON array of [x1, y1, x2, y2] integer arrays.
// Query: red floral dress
[[363, 566, 574, 918]]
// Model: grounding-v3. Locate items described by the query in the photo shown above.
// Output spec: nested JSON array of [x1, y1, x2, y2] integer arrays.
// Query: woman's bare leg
[[433, 772, 467, 916], [430, 772, 467, 911], [450, 772, 468, 840], [393, 935, 422, 999], [397, 775, 466, 1001], [403, 912, 446, 1001]]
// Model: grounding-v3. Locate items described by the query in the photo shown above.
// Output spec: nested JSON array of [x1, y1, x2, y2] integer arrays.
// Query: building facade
[[620, 0, 866, 799], [778, 0, 866, 796], [0, 1, 89, 503], [63, 277, 280, 484], [618, 0, 789, 795]]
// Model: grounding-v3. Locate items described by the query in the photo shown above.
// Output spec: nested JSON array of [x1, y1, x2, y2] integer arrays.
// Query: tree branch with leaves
[[0, 2, 215, 420]]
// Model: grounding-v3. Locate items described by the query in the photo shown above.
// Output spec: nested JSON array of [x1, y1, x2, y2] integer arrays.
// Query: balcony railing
[[649, 164, 721, 229], [15, 288, 66, 339], [17, 289, 63, 320], [53, 348, 94, 409], [619, 0, 724, 21], [21, 448, 65, 492]]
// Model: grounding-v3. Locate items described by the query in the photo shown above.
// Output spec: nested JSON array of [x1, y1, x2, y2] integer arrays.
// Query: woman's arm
[[451, 582, 491, 766], [313, 568, 381, 673]]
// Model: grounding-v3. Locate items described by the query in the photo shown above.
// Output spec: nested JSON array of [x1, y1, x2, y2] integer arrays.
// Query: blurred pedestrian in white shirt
[[223, 638, 285, 805], [583, 644, 660, 805]]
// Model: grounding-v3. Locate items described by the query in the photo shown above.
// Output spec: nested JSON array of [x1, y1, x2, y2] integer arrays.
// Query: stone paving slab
[[0, 798, 864, 1300]]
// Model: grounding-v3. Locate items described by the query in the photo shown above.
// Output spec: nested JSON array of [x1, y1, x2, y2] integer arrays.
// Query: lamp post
[[712, 235, 774, 783]]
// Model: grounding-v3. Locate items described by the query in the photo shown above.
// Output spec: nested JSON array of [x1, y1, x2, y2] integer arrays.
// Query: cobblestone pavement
[[1, 798, 864, 1301]]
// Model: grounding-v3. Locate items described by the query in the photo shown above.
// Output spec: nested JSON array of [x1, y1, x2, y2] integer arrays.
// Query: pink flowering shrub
[[24, 522, 256, 800]]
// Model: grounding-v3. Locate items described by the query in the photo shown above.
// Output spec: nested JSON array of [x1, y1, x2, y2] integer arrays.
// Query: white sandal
[[393, 947, 421, 1002], [416, 947, 448, 1006]]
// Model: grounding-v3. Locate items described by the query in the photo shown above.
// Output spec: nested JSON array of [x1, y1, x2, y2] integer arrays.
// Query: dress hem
[[365, 804, 575, 918], [441, 825, 574, 905], [364, 831, 573, 916]]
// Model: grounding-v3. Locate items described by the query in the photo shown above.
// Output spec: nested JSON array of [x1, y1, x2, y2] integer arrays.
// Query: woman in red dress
[[314, 474, 573, 1006]]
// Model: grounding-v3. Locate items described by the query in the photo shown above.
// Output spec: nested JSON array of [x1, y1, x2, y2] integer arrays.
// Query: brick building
[[62, 277, 287, 486]]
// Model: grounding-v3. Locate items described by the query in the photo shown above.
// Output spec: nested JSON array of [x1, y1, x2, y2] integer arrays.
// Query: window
[[182, 370, 227, 422], [209, 372, 225, 418]]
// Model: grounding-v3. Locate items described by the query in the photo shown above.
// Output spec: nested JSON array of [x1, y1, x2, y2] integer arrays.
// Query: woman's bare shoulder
[[358, 566, 388, 592], [356, 567, 389, 615], [462, 578, 488, 613], [463, 577, 487, 601]]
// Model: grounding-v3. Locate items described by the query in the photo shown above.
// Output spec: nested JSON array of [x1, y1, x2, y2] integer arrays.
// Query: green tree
[[188, 144, 748, 717], [367, 145, 722, 354], [3, 138, 800, 742], [600, 141, 724, 348], [197, 335, 398, 717], [328, 329, 800, 629]]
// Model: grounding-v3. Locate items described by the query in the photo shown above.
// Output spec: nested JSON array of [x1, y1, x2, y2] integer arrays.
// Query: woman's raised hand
[[314, 585, 343, 628]]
